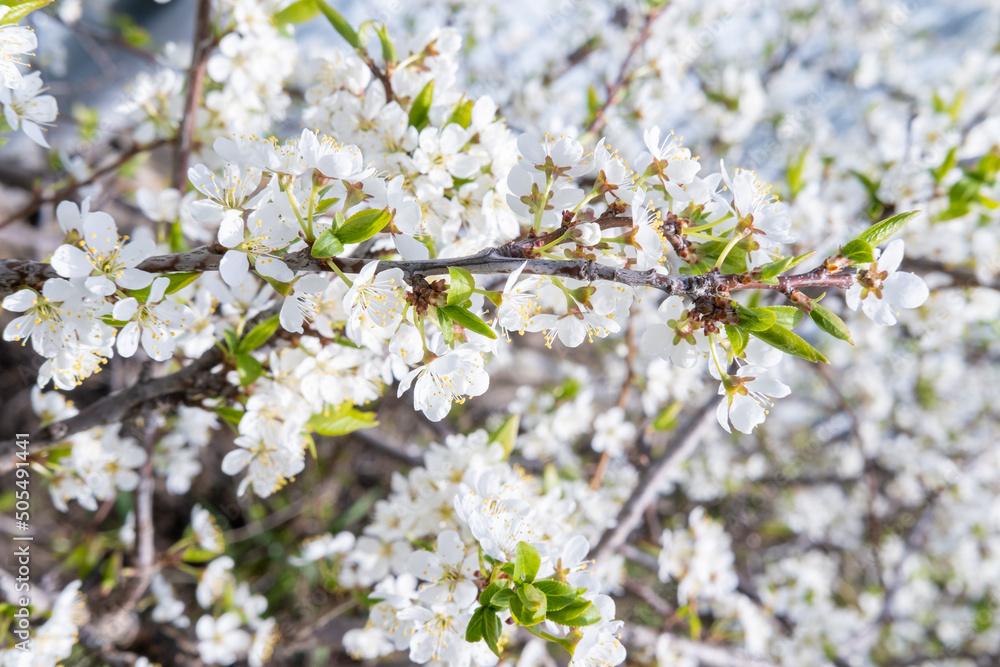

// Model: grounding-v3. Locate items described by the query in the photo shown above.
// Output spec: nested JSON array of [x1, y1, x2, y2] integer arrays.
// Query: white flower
[[591, 407, 635, 458], [151, 573, 190, 628], [221, 420, 306, 497], [397, 602, 473, 665], [197, 556, 234, 609], [640, 127, 700, 185], [2, 285, 69, 357], [188, 162, 263, 245], [397, 345, 489, 422], [407, 530, 479, 608], [569, 594, 626, 667], [191, 504, 224, 553], [845, 239, 929, 326], [716, 365, 790, 434], [50, 210, 155, 295], [630, 189, 666, 270], [218, 197, 299, 287], [0, 71, 57, 146], [113, 277, 194, 361], [342, 262, 405, 346], [196, 613, 251, 666], [279, 273, 328, 334], [289, 531, 356, 566], [0, 18, 37, 90], [495, 262, 538, 338], [454, 468, 536, 561]]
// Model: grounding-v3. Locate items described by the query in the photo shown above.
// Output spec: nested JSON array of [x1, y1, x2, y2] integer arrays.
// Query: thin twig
[[172, 0, 215, 190], [591, 392, 719, 563]]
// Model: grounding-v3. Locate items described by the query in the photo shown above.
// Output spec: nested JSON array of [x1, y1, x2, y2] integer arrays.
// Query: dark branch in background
[[584, 4, 665, 137], [590, 392, 718, 563], [0, 138, 170, 230], [172, 0, 215, 190], [902, 257, 1000, 291]]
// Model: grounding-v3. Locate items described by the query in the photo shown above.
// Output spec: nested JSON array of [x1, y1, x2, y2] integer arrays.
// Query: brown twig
[[0, 138, 170, 230], [590, 392, 719, 563], [172, 0, 215, 191]]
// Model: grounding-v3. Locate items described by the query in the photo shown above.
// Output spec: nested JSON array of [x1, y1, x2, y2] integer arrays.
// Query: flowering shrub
[[0, 0, 997, 666]]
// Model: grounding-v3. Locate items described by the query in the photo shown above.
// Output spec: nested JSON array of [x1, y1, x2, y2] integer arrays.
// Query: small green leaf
[[514, 541, 541, 583], [308, 403, 378, 436], [336, 208, 392, 245], [509, 589, 545, 626], [546, 598, 601, 626], [533, 580, 578, 612], [480, 581, 509, 607], [375, 23, 396, 65], [181, 546, 220, 563], [223, 329, 240, 354], [239, 314, 280, 353], [213, 406, 244, 426], [273, 0, 319, 24], [439, 305, 497, 340], [762, 305, 805, 330], [734, 304, 777, 332], [517, 583, 546, 611], [652, 401, 684, 432], [466, 607, 486, 643], [311, 228, 344, 258], [856, 210, 920, 248], [810, 304, 854, 344], [840, 239, 875, 264], [490, 588, 515, 609], [126, 272, 200, 302], [447, 266, 476, 306], [756, 251, 815, 280], [235, 353, 263, 386], [752, 324, 829, 364], [0, 0, 54, 24], [449, 99, 475, 129], [482, 609, 503, 657], [488, 413, 520, 458], [315, 0, 359, 48], [437, 307, 455, 347], [725, 324, 748, 356], [408, 80, 435, 130]]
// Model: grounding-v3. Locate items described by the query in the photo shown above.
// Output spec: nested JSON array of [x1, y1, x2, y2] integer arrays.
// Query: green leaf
[[223, 329, 241, 354], [181, 546, 220, 563], [311, 228, 344, 258], [438, 305, 497, 340], [488, 413, 520, 458], [762, 305, 804, 330], [752, 324, 829, 364], [0, 0, 54, 24], [466, 607, 486, 643], [235, 353, 263, 386], [725, 324, 748, 356], [810, 304, 854, 344], [437, 306, 455, 347], [125, 272, 201, 302], [533, 580, 579, 612], [756, 251, 815, 280], [856, 210, 920, 248], [447, 266, 476, 306], [509, 589, 546, 626], [696, 240, 748, 274], [490, 588, 515, 609], [408, 79, 435, 130], [482, 609, 503, 657], [734, 304, 777, 332], [545, 598, 601, 626], [480, 580, 509, 607], [375, 23, 396, 65], [308, 403, 378, 436], [314, 0, 360, 48], [336, 208, 392, 245], [213, 406, 245, 426], [449, 99, 475, 129], [273, 0, 319, 24], [840, 239, 875, 264], [239, 314, 280, 353], [652, 401, 684, 432], [514, 541, 541, 583]]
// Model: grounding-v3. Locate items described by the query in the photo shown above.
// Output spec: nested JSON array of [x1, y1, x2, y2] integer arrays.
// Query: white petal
[[255, 256, 294, 282], [117, 322, 140, 357], [113, 297, 139, 321], [884, 272, 929, 309], [879, 239, 905, 274], [51, 245, 93, 278], [220, 250, 249, 287], [218, 209, 245, 247]]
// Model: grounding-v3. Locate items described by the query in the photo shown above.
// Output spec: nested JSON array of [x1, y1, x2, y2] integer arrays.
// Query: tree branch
[[590, 392, 719, 563], [172, 0, 215, 190]]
